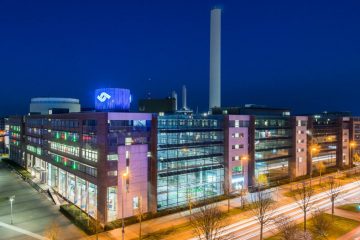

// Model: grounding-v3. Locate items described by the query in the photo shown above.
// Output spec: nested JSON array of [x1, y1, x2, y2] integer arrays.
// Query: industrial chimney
[[172, 90, 178, 111], [209, 7, 221, 110], [182, 85, 187, 110]]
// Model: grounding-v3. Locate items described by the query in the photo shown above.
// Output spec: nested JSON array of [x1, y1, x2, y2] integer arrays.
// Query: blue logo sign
[[95, 88, 131, 111], [97, 92, 111, 102]]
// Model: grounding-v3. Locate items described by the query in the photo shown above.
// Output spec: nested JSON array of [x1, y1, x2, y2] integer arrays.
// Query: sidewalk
[[0, 159, 86, 240], [334, 208, 360, 240], [338, 225, 360, 240], [333, 208, 360, 221]]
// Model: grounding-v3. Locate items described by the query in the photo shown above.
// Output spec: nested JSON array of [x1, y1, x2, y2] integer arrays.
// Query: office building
[[350, 117, 360, 164], [0, 117, 8, 154], [214, 105, 294, 188], [9, 111, 151, 223], [8, 88, 360, 224], [8, 116, 25, 166], [150, 114, 225, 211], [306, 112, 351, 174], [30, 98, 81, 115]]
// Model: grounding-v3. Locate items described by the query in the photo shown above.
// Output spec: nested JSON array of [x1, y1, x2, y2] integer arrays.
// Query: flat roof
[[30, 98, 80, 104]]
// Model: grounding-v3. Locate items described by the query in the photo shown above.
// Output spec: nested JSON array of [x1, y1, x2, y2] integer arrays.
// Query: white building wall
[[294, 116, 308, 177], [342, 129, 350, 165], [227, 115, 250, 191], [118, 144, 149, 218]]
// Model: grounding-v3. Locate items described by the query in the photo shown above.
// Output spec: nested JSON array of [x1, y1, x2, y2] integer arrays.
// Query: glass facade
[[9, 121, 24, 166], [52, 165, 97, 217], [156, 115, 225, 210], [311, 115, 340, 168], [254, 116, 292, 181], [107, 119, 151, 154], [107, 186, 118, 221]]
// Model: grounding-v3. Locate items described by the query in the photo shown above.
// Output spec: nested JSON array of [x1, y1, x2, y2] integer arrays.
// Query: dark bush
[[60, 204, 102, 235]]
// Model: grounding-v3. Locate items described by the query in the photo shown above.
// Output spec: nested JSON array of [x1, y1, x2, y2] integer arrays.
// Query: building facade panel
[[156, 114, 225, 210], [118, 144, 149, 219], [225, 115, 250, 191], [291, 116, 308, 177]]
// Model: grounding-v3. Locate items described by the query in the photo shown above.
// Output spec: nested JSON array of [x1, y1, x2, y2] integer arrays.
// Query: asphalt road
[[188, 180, 360, 240], [0, 159, 86, 240]]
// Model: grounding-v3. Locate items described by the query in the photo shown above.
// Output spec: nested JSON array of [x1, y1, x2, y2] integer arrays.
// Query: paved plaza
[[0, 159, 86, 240]]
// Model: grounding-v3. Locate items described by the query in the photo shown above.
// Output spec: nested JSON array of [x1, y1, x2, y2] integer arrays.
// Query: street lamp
[[240, 155, 249, 190], [240, 155, 249, 161], [309, 145, 319, 179], [9, 195, 15, 225], [350, 141, 357, 167], [121, 171, 129, 240]]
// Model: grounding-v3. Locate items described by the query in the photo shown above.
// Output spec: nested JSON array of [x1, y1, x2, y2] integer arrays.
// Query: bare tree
[[186, 189, 195, 215], [273, 216, 313, 240], [325, 176, 341, 217], [353, 153, 360, 163], [135, 196, 145, 240], [311, 210, 332, 239], [316, 161, 326, 185], [294, 231, 313, 240], [257, 174, 269, 187], [238, 188, 247, 209], [292, 181, 314, 233], [189, 203, 229, 240], [223, 182, 231, 213], [250, 187, 275, 240], [273, 216, 299, 240]]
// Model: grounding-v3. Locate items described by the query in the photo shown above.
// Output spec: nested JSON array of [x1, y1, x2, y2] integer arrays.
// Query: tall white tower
[[172, 90, 178, 111], [209, 7, 221, 110], [182, 85, 187, 110]]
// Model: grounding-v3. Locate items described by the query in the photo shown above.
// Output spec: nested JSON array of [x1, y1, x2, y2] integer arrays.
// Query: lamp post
[[240, 155, 249, 190], [350, 141, 357, 167], [310, 145, 319, 183], [122, 171, 129, 240], [9, 195, 15, 225]]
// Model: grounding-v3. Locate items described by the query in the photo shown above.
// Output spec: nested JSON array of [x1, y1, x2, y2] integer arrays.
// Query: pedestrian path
[[337, 224, 360, 240], [0, 221, 48, 240], [0, 159, 86, 240]]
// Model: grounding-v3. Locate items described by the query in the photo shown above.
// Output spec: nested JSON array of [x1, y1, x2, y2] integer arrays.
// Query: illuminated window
[[232, 133, 244, 138], [107, 154, 118, 161], [235, 120, 239, 128], [107, 171, 118, 177], [125, 138, 132, 146], [50, 142, 79, 157], [133, 196, 139, 209], [232, 144, 243, 149], [81, 148, 98, 162], [232, 166, 242, 173]]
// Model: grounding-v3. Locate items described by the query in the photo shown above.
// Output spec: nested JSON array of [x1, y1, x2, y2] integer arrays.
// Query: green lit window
[[232, 166, 242, 173]]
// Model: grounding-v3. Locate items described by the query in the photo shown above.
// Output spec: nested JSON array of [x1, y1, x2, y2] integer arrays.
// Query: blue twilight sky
[[0, 0, 360, 116]]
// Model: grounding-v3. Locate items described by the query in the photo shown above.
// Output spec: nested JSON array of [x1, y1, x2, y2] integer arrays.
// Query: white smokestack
[[172, 90, 178, 111], [209, 7, 221, 110], [182, 85, 187, 110]]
